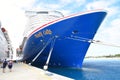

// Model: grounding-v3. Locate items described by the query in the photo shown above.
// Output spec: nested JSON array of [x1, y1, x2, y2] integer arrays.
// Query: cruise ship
[[21, 10, 107, 68], [0, 21, 9, 60]]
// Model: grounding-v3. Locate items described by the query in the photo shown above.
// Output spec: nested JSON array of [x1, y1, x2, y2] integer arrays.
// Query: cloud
[[33, 0, 86, 15], [106, 7, 120, 17], [0, 0, 36, 49], [102, 18, 120, 43], [86, 0, 120, 16], [12, 0, 35, 10], [34, 2, 61, 10], [86, 0, 116, 9]]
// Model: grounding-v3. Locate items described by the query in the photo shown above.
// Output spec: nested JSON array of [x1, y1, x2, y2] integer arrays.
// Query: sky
[[0, 0, 120, 56]]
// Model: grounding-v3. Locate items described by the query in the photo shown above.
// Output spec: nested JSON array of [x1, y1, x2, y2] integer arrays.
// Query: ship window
[[40, 39, 43, 42], [72, 30, 79, 34], [37, 11, 48, 14]]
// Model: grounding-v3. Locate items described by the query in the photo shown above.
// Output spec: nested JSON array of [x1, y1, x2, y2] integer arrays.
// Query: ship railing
[[25, 10, 64, 17]]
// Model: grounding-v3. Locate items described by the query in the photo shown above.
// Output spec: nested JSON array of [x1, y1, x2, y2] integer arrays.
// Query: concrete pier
[[0, 63, 73, 80]]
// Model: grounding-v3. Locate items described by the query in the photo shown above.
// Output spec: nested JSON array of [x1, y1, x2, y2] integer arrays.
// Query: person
[[2, 59, 8, 73], [8, 60, 13, 72]]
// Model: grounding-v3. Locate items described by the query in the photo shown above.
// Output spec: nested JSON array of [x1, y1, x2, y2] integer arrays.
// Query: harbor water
[[48, 58, 120, 80]]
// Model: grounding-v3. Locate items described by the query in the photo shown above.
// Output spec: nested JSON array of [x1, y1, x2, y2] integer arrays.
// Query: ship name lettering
[[34, 32, 43, 38], [34, 29, 52, 38], [43, 29, 52, 35]]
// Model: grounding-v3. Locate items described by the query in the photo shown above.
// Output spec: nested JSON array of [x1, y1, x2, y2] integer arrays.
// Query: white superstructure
[[23, 11, 64, 37], [0, 21, 8, 60]]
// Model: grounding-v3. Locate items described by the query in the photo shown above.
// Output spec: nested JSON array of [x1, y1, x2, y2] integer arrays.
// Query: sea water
[[48, 58, 120, 80]]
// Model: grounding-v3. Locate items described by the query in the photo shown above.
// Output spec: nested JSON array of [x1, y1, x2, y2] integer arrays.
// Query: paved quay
[[0, 63, 73, 80]]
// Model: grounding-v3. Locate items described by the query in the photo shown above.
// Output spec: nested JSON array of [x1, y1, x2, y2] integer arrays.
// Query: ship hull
[[22, 11, 107, 68]]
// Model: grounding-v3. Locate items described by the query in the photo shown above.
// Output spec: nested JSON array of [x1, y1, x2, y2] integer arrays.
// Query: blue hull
[[22, 11, 107, 68]]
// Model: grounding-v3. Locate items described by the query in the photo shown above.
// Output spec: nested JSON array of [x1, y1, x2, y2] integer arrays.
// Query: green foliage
[[86, 54, 120, 58], [105, 54, 120, 58], [114, 54, 120, 57]]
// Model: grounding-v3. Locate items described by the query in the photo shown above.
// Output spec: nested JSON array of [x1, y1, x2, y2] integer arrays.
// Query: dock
[[0, 62, 73, 80]]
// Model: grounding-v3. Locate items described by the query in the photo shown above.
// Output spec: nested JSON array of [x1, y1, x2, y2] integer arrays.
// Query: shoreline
[[86, 54, 120, 59], [85, 57, 120, 59]]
